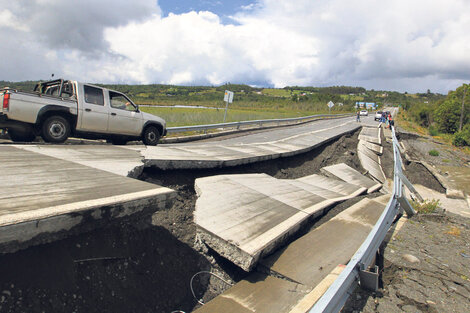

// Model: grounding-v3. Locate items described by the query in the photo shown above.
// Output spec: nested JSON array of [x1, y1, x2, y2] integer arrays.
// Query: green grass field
[[140, 106, 327, 127]]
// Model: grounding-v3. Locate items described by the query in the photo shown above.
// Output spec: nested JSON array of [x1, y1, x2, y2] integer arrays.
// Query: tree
[[435, 84, 470, 133]]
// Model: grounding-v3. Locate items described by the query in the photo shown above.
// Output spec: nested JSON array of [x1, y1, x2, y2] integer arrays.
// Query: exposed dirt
[[342, 212, 470, 313], [0, 220, 211, 313]]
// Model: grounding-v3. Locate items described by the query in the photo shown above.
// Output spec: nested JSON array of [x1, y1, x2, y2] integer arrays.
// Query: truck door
[[78, 85, 109, 132], [107, 91, 142, 136]]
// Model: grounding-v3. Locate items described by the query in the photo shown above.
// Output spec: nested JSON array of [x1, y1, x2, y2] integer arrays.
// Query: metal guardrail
[[166, 113, 353, 134], [309, 125, 418, 313]]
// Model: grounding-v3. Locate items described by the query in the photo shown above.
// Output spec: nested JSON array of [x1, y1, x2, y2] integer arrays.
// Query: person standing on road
[[356, 111, 361, 122]]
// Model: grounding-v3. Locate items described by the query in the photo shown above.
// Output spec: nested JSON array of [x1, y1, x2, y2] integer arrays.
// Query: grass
[[411, 199, 440, 214], [261, 88, 292, 97], [445, 226, 461, 237], [395, 111, 429, 136], [428, 149, 440, 156], [140, 106, 319, 127]]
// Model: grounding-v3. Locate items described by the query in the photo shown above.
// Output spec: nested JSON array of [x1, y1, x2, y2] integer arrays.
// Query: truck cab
[[0, 79, 166, 145]]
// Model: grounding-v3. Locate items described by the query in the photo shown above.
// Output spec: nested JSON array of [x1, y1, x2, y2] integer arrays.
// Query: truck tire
[[41, 115, 70, 143], [8, 129, 36, 142], [142, 126, 160, 146]]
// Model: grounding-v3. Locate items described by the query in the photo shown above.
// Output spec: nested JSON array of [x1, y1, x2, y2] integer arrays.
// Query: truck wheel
[[142, 126, 160, 146], [8, 129, 36, 142], [41, 116, 70, 143]]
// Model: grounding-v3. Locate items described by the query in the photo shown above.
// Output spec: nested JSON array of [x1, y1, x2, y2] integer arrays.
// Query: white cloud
[[0, 0, 469, 93]]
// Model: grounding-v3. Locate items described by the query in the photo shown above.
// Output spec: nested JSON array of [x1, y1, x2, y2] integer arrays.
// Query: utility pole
[[459, 85, 468, 132]]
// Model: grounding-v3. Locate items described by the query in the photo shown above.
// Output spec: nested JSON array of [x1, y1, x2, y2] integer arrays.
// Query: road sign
[[327, 101, 334, 108], [224, 90, 234, 103], [223, 90, 234, 122]]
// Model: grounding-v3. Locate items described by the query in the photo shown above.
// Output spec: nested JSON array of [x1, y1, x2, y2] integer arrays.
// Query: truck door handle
[[111, 113, 116, 116], [85, 108, 91, 112]]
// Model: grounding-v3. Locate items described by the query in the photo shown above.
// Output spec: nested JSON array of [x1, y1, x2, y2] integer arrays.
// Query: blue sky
[[158, 0, 257, 17], [0, 0, 469, 93]]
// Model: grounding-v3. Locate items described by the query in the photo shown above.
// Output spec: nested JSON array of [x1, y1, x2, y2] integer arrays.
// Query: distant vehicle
[[0, 79, 166, 145], [360, 110, 368, 116], [375, 111, 383, 121]]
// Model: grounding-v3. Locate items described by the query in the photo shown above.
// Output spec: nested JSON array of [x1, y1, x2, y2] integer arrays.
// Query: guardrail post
[[358, 264, 379, 291]]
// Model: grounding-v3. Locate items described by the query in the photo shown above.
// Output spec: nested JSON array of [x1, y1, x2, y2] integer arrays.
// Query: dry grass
[[445, 226, 461, 237]]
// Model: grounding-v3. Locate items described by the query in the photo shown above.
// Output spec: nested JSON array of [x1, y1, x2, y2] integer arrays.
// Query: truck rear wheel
[[41, 116, 70, 143], [8, 129, 36, 142], [142, 126, 160, 146]]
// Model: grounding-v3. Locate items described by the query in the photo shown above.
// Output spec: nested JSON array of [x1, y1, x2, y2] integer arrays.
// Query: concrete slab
[[196, 196, 390, 313], [194, 173, 368, 271], [357, 128, 386, 183], [321, 163, 382, 193], [193, 272, 311, 313], [360, 139, 383, 155], [295, 174, 367, 198], [260, 196, 388, 286], [357, 150, 386, 183], [0, 146, 176, 253], [15, 145, 144, 178]]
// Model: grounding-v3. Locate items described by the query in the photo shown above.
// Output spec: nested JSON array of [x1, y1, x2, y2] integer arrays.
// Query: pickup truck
[[0, 79, 166, 145]]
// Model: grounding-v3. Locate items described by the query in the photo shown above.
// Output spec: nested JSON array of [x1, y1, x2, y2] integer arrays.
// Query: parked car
[[375, 111, 383, 121], [0, 79, 166, 145], [359, 110, 368, 116]]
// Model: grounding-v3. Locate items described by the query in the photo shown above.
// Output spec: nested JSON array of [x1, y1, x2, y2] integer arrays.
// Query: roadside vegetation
[[398, 84, 470, 149], [410, 198, 440, 214]]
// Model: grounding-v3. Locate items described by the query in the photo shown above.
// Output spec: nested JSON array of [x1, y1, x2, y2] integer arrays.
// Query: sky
[[0, 0, 469, 93]]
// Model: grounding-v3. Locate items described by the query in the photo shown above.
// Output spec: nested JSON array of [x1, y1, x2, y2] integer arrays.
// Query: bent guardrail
[[166, 113, 353, 134], [309, 126, 419, 313]]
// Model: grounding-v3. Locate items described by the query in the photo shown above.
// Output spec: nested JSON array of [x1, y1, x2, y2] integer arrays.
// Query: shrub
[[453, 131, 467, 146], [452, 124, 470, 147], [411, 199, 440, 214], [428, 125, 439, 136], [428, 149, 439, 156]]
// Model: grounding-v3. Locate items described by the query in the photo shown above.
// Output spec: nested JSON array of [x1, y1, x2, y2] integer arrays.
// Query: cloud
[[0, 0, 469, 93]]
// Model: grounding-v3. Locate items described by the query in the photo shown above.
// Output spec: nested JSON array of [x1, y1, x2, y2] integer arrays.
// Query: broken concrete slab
[[194, 172, 372, 271], [196, 196, 390, 313], [10, 121, 361, 173], [195, 175, 320, 271], [0, 146, 176, 253], [360, 139, 383, 155], [193, 272, 311, 313], [260, 196, 389, 286], [14, 145, 144, 178], [295, 174, 367, 198], [321, 163, 382, 193], [357, 150, 386, 183], [357, 127, 386, 183]]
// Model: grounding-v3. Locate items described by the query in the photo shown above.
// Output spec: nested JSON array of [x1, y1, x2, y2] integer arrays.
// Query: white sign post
[[223, 90, 234, 123], [327, 101, 334, 113]]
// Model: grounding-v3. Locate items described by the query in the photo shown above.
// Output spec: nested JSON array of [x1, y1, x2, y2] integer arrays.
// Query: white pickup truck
[[0, 79, 166, 145]]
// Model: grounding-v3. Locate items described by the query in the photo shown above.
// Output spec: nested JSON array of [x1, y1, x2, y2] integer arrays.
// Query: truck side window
[[109, 91, 137, 111], [84, 85, 104, 106]]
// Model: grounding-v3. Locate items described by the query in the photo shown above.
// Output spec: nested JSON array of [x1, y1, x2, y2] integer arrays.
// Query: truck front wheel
[[142, 126, 160, 146], [41, 116, 70, 143]]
